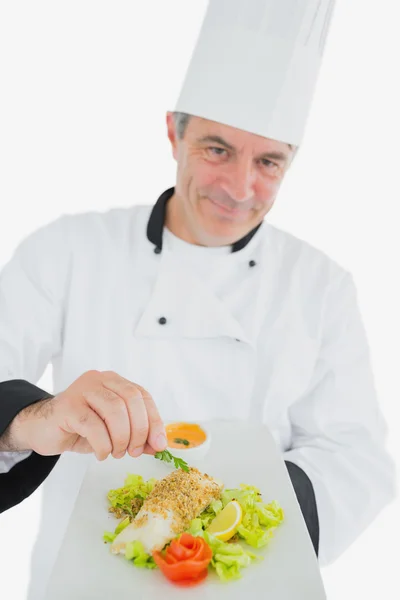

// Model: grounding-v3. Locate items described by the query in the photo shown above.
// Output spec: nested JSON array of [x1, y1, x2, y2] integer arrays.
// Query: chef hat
[[174, 0, 336, 147]]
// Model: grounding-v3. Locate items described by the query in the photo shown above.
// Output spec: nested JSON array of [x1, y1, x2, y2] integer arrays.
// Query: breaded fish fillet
[[110, 467, 222, 555]]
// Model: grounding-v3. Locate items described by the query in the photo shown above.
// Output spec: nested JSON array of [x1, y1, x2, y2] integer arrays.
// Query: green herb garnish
[[154, 450, 189, 472], [174, 437, 190, 446]]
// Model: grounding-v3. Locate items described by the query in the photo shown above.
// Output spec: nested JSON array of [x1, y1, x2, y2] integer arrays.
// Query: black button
[[249, 260, 256, 267], [154, 247, 161, 255], [158, 317, 167, 325]]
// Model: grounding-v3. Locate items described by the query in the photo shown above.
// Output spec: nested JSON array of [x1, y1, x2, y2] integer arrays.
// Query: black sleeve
[[285, 460, 319, 557], [0, 379, 60, 514]]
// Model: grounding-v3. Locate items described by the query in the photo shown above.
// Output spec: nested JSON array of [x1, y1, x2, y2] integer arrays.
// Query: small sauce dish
[[165, 421, 211, 461]]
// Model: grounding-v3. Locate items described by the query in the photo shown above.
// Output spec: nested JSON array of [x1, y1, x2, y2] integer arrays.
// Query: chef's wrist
[[0, 397, 52, 452], [0, 418, 26, 452], [1, 411, 31, 452], [10, 397, 54, 451], [0, 379, 54, 451]]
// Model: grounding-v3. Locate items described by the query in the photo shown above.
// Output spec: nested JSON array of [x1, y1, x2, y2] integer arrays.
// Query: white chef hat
[[174, 0, 336, 147]]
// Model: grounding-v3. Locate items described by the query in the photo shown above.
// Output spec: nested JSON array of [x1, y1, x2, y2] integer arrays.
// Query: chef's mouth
[[207, 196, 252, 218]]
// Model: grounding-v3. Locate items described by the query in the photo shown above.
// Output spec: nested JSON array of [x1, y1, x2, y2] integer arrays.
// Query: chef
[[0, 0, 395, 598]]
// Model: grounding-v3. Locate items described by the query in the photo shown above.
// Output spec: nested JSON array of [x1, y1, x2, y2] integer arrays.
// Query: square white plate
[[44, 420, 326, 599]]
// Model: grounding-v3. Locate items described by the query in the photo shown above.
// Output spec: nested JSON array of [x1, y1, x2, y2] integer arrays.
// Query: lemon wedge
[[206, 500, 243, 542]]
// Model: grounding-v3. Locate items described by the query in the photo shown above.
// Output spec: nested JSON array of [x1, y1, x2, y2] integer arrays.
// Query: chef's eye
[[260, 158, 277, 168], [207, 147, 227, 157]]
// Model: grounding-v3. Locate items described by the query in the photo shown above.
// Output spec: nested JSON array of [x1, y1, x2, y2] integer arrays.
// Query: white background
[[0, 1, 399, 598]]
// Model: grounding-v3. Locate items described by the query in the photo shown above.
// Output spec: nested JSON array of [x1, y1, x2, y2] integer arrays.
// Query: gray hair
[[173, 111, 297, 156], [173, 112, 192, 139]]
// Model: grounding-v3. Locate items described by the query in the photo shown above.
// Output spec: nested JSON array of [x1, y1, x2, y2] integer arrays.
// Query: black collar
[[147, 188, 261, 253]]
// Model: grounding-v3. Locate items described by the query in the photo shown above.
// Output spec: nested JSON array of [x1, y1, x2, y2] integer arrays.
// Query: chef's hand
[[9, 370, 167, 460]]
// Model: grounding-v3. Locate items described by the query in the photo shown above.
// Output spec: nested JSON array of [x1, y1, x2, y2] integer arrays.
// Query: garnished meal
[[103, 454, 284, 586], [110, 467, 222, 556]]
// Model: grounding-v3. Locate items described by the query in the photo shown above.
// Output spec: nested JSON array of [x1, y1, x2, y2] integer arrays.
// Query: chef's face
[[165, 113, 295, 246]]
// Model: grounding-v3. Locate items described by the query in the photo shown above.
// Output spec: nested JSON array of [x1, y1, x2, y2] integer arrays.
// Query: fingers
[[64, 406, 112, 461], [142, 443, 156, 455], [142, 393, 167, 453], [70, 437, 95, 455], [129, 383, 167, 453], [63, 371, 166, 462], [101, 373, 167, 456], [124, 394, 150, 458], [102, 381, 149, 457], [84, 387, 131, 459]]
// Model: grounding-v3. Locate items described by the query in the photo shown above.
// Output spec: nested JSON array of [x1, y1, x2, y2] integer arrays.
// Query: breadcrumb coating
[[135, 467, 221, 535]]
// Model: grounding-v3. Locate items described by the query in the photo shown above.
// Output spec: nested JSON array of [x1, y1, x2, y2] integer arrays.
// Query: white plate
[[44, 420, 327, 599]]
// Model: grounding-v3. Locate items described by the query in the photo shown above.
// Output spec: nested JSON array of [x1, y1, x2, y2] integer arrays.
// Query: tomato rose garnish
[[153, 533, 213, 586]]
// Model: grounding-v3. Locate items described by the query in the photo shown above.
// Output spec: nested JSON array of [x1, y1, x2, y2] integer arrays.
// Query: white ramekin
[[164, 421, 212, 462]]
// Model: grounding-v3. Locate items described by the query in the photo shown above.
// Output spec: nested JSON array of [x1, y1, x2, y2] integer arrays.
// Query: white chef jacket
[[0, 194, 395, 598]]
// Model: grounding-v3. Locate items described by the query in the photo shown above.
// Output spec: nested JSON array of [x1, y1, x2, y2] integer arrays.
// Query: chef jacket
[[0, 188, 395, 598]]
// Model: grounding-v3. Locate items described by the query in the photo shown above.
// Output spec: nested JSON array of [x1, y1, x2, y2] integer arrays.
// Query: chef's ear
[[166, 112, 179, 161]]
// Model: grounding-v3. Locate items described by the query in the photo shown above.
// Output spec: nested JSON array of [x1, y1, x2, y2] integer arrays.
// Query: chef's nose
[[222, 157, 255, 203]]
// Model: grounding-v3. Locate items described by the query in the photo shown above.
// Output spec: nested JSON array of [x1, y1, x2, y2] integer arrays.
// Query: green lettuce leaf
[[210, 499, 223, 515], [103, 531, 117, 543], [214, 561, 242, 582], [114, 516, 130, 534], [219, 484, 284, 548], [107, 474, 157, 517], [188, 518, 203, 536], [125, 540, 156, 569], [189, 529, 259, 582], [236, 524, 274, 548]]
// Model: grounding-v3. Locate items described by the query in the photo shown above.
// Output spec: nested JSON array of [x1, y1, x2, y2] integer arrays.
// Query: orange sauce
[[166, 422, 207, 449]]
